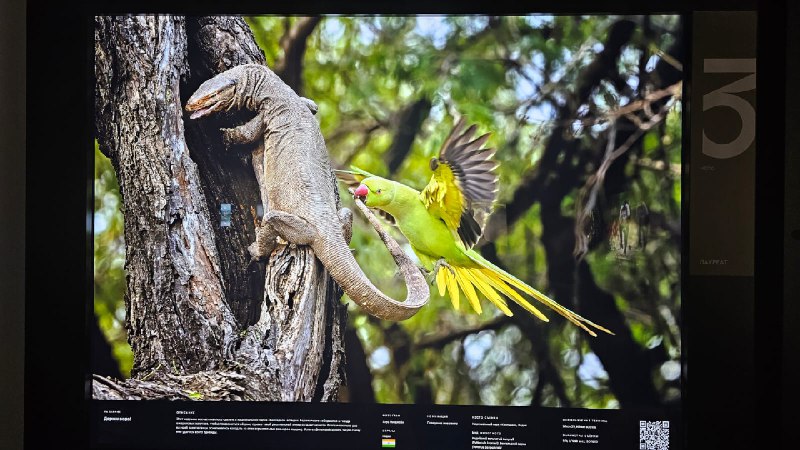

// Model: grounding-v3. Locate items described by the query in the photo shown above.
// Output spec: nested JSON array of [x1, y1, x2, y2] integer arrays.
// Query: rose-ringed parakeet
[[339, 118, 612, 336]]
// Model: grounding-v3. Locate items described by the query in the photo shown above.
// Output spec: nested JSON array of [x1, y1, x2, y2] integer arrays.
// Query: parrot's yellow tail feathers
[[461, 269, 513, 316], [453, 267, 482, 314], [479, 269, 546, 321], [433, 253, 614, 337], [435, 266, 516, 316], [489, 266, 612, 337], [436, 266, 460, 311]]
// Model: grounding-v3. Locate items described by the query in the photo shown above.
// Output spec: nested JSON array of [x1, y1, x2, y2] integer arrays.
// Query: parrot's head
[[354, 177, 395, 208]]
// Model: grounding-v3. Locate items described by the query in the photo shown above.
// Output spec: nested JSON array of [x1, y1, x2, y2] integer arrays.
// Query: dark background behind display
[[782, 0, 800, 443], [1, 0, 794, 449], [1, 0, 26, 448]]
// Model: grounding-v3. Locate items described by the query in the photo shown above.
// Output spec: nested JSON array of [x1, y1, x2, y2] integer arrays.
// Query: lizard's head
[[185, 75, 237, 119], [355, 177, 396, 208]]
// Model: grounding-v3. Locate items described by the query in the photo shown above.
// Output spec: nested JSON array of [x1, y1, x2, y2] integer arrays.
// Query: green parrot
[[339, 118, 612, 336]]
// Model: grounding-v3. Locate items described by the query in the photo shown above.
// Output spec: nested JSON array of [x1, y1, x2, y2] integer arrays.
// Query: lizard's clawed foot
[[247, 241, 268, 262], [221, 127, 237, 150], [300, 97, 318, 115]]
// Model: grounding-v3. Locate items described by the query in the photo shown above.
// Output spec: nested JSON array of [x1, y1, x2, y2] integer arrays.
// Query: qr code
[[639, 420, 669, 450]]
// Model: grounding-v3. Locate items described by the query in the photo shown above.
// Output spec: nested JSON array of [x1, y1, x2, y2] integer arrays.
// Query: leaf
[[185, 391, 204, 400]]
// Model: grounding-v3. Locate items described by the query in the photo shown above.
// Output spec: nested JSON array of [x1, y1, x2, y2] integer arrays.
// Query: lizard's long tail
[[314, 196, 429, 321]]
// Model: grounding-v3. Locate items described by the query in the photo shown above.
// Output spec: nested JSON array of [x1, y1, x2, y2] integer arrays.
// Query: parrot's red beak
[[354, 184, 369, 200]]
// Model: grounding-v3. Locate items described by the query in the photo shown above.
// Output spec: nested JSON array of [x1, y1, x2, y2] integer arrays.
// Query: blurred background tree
[[93, 141, 130, 378], [94, 14, 682, 408]]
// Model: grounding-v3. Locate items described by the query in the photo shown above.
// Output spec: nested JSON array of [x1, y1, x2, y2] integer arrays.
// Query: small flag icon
[[381, 438, 396, 448]]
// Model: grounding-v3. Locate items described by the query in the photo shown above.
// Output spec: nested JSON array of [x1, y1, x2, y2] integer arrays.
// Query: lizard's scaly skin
[[186, 64, 429, 321]]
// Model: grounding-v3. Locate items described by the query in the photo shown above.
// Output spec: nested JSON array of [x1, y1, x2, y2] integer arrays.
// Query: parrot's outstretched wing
[[420, 117, 498, 248], [336, 167, 397, 225]]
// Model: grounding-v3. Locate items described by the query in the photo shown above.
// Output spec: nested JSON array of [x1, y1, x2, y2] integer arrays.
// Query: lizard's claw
[[247, 241, 266, 262], [221, 127, 237, 150], [300, 97, 318, 115]]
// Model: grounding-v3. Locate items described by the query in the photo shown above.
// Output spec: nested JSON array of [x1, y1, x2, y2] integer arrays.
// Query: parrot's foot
[[432, 258, 454, 278], [418, 265, 432, 283]]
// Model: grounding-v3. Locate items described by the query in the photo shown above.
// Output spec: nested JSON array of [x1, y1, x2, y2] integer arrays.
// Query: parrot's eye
[[376, 189, 382, 194]]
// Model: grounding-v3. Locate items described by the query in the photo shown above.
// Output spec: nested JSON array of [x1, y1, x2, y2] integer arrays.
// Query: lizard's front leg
[[222, 110, 267, 148], [248, 210, 319, 261]]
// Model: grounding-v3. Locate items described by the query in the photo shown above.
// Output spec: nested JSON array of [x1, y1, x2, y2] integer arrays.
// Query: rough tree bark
[[93, 15, 346, 402]]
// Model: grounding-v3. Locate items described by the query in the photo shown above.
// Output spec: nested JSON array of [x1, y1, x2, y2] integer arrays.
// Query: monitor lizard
[[186, 64, 429, 321]]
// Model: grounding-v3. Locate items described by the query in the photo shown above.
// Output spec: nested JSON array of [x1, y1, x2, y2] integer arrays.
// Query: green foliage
[[185, 391, 204, 400], [245, 14, 683, 407], [93, 143, 132, 377]]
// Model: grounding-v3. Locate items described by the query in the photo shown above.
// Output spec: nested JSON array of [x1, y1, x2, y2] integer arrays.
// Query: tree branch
[[385, 98, 433, 175], [487, 20, 638, 234], [574, 102, 675, 258], [274, 16, 322, 95], [414, 317, 512, 351], [484, 19, 678, 408]]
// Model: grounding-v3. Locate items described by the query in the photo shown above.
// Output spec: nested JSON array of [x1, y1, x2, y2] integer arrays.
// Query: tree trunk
[[93, 15, 346, 401]]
